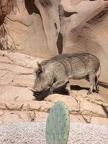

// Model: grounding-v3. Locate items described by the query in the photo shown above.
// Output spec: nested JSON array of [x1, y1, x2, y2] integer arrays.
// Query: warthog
[[33, 52, 100, 96]]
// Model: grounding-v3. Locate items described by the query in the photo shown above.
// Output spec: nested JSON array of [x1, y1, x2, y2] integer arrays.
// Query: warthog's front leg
[[65, 81, 71, 95], [50, 80, 71, 95]]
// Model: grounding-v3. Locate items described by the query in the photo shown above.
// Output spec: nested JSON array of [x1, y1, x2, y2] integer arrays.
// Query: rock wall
[[0, 0, 60, 57], [0, 0, 108, 55]]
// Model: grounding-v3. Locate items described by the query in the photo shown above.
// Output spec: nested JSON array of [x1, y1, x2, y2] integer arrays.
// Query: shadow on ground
[[33, 85, 91, 101]]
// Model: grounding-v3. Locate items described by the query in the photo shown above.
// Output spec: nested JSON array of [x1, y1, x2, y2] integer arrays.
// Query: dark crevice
[[57, 32, 63, 54], [59, 5, 77, 18], [0, 19, 4, 26], [88, 8, 108, 24], [101, 105, 108, 118], [25, 0, 40, 15], [64, 11, 78, 17], [54, 23, 57, 30], [0, 43, 3, 50]]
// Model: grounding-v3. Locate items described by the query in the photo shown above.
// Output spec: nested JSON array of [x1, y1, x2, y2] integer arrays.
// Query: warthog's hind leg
[[95, 76, 99, 93], [88, 73, 96, 95]]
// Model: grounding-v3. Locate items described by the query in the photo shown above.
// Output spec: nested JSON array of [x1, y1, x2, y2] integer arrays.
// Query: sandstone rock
[[70, 114, 92, 124], [0, 0, 107, 59], [80, 100, 108, 118], [0, 63, 34, 75], [22, 101, 54, 112], [0, 0, 57, 57], [61, 0, 108, 42], [11, 74, 35, 88], [0, 55, 12, 64], [0, 0, 12, 17], [45, 94, 79, 112], [0, 101, 23, 111], [76, 92, 108, 107], [34, 0, 60, 54], [0, 111, 31, 123], [77, 90, 88, 95], [34, 111, 48, 122], [0, 85, 34, 101], [91, 117, 108, 125], [0, 50, 44, 68]]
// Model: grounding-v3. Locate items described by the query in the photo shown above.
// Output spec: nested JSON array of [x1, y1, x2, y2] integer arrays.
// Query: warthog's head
[[33, 62, 53, 94]]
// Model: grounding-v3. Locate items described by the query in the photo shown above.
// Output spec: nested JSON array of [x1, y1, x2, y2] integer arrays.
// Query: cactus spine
[[46, 101, 70, 144]]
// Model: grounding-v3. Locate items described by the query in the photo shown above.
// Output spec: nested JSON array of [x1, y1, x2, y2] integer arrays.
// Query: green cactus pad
[[46, 101, 70, 144]]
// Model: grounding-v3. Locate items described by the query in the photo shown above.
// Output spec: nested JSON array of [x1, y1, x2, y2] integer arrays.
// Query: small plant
[[46, 101, 70, 144]]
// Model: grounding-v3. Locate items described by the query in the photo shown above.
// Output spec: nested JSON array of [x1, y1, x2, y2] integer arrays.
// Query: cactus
[[46, 101, 70, 144]]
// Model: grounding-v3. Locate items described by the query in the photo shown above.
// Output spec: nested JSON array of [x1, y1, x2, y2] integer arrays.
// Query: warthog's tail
[[96, 66, 108, 90], [98, 81, 108, 89]]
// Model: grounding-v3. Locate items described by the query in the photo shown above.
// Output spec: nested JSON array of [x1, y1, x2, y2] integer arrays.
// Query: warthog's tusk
[[28, 87, 36, 92]]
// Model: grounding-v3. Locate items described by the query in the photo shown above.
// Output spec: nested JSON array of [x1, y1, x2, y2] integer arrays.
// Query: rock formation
[[0, 0, 108, 55]]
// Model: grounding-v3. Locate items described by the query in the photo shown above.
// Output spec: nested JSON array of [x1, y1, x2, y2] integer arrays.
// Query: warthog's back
[[41, 53, 100, 80]]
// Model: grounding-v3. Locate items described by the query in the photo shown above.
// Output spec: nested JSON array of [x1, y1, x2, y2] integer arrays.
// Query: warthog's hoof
[[87, 91, 92, 95]]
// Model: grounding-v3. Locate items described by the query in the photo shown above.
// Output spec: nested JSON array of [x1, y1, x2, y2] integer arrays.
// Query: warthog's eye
[[36, 69, 43, 76]]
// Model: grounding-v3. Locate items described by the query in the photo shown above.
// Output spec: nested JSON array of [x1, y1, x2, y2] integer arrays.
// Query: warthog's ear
[[37, 61, 43, 71]]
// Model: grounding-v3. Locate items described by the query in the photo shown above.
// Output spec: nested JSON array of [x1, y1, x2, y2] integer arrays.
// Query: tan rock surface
[[0, 0, 108, 57], [0, 50, 108, 125]]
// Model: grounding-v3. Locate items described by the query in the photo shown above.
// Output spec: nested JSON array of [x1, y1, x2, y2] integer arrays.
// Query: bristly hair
[[40, 52, 97, 66]]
